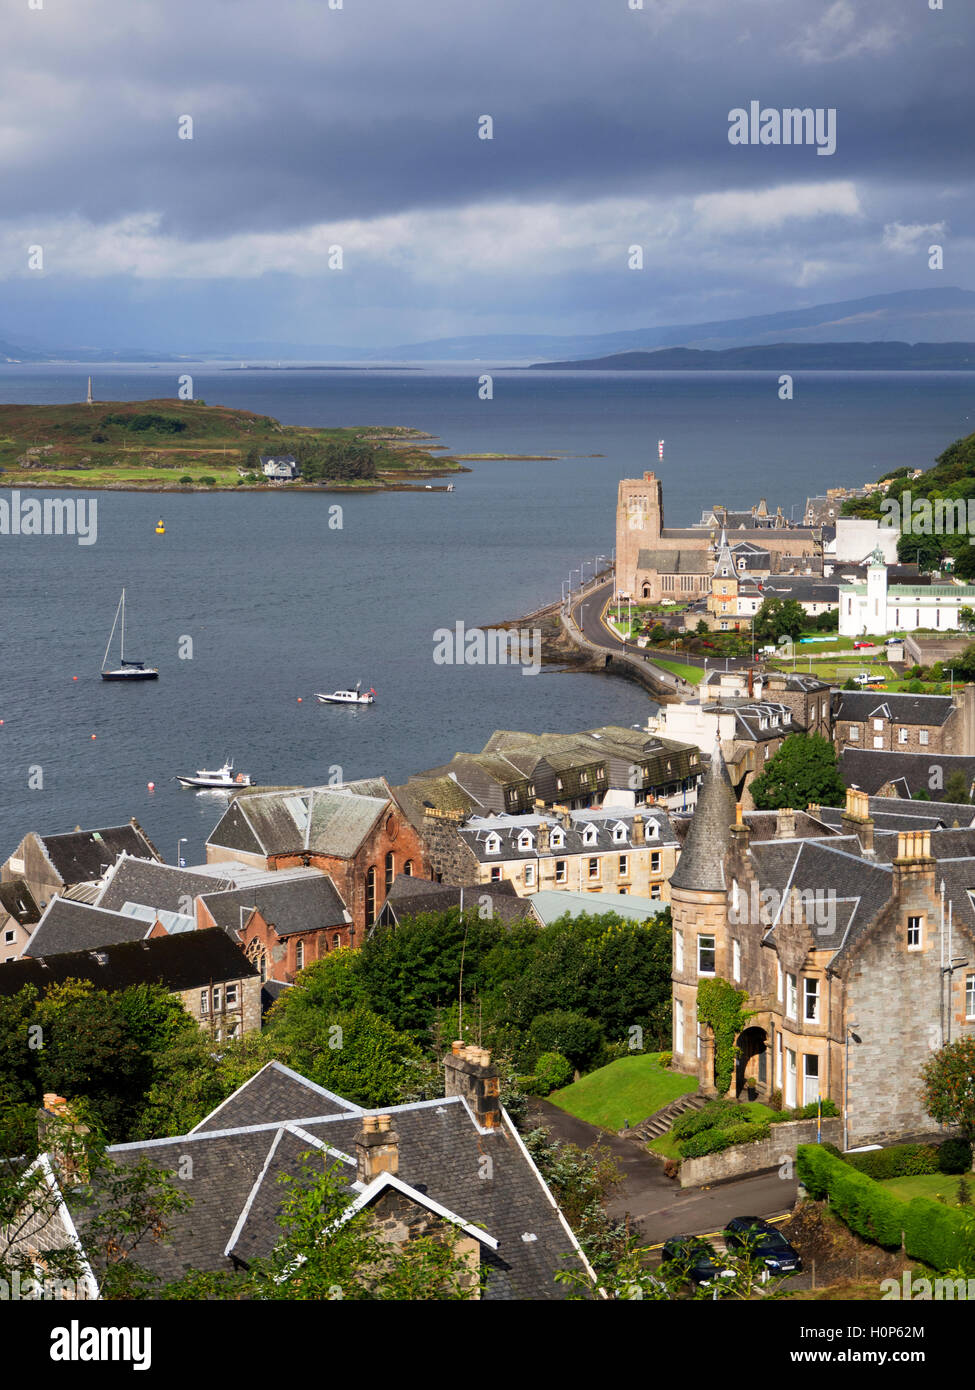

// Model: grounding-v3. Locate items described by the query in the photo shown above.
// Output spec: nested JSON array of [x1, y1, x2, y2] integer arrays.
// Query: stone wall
[[679, 1117, 843, 1188]]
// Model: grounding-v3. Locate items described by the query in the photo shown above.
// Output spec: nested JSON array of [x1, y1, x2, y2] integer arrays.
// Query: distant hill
[[527, 342, 975, 371], [5, 286, 975, 363]]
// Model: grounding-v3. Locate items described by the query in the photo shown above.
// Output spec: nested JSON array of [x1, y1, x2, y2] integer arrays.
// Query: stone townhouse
[[396, 725, 703, 823], [446, 804, 680, 903], [0, 879, 40, 961], [833, 687, 975, 756], [205, 784, 428, 939], [671, 753, 975, 1146], [0, 820, 161, 917], [839, 748, 975, 802], [7, 1056, 594, 1300], [196, 870, 352, 983], [0, 929, 262, 1039]]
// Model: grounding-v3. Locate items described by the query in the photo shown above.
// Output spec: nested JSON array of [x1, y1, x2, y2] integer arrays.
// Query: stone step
[[622, 1088, 705, 1142]]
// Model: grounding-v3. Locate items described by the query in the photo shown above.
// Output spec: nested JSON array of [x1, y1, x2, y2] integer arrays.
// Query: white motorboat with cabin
[[176, 759, 253, 790], [315, 681, 376, 706]]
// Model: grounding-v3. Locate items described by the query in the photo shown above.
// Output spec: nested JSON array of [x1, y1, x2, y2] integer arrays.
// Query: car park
[[723, 1217, 802, 1274], [660, 1235, 735, 1287]]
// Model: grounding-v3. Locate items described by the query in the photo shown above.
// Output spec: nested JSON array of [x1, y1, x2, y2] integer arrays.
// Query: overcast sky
[[2, 0, 972, 349]]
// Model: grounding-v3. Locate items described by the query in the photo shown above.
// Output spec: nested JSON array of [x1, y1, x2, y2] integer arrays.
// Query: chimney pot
[[451, 1039, 465, 1056]]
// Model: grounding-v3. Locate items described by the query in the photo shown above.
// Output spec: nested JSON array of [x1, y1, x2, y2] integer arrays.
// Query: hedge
[[938, 1138, 973, 1175], [678, 1120, 770, 1159], [844, 1143, 939, 1180], [769, 1099, 840, 1124], [797, 1144, 975, 1270]]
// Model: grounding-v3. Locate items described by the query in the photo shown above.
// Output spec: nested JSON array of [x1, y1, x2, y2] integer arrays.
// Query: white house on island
[[839, 549, 975, 637]]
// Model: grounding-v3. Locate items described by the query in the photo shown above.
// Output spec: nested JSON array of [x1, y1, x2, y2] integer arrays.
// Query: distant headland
[[0, 399, 466, 492]]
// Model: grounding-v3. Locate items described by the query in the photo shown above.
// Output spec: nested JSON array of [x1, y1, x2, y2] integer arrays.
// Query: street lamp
[[843, 1024, 862, 1152], [176, 836, 187, 869], [943, 958, 970, 1046]]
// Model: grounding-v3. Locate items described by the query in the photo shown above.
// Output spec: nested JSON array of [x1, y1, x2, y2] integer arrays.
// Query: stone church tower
[[670, 740, 736, 1092], [616, 471, 664, 596]]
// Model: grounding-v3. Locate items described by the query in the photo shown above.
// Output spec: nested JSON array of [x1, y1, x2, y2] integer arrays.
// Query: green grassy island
[[0, 399, 466, 491]]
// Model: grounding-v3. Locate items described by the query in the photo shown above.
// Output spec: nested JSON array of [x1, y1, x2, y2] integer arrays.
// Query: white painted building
[[838, 550, 975, 637]]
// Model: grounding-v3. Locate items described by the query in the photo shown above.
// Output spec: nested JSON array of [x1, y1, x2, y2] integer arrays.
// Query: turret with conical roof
[[671, 739, 736, 892]]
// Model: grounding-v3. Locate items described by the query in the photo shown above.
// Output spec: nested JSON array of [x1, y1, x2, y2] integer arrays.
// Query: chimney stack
[[842, 787, 875, 855], [443, 1042, 501, 1130], [536, 819, 550, 855], [631, 814, 645, 845], [37, 1095, 89, 1185], [355, 1113, 399, 1184], [775, 807, 796, 840]]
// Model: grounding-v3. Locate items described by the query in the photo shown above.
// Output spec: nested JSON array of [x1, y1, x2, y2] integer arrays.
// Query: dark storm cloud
[[2, 0, 972, 238]]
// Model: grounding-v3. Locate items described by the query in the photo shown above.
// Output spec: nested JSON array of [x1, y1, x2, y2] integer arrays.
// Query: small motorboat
[[176, 759, 252, 790], [316, 681, 376, 706]]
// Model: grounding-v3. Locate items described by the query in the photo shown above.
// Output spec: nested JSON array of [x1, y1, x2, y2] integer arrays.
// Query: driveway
[[526, 1098, 798, 1246]]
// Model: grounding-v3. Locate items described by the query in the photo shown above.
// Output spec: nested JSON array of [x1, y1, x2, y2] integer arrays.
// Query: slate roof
[[96, 857, 233, 914], [35, 822, 161, 885], [375, 874, 531, 929], [669, 742, 736, 893], [0, 880, 40, 926], [209, 788, 388, 859], [833, 691, 955, 727], [199, 872, 351, 938], [755, 579, 838, 604], [0, 928, 257, 996], [699, 699, 795, 741], [814, 797, 975, 832], [23, 899, 152, 958], [636, 548, 711, 574], [62, 1061, 590, 1299], [459, 807, 677, 864], [840, 749, 975, 799]]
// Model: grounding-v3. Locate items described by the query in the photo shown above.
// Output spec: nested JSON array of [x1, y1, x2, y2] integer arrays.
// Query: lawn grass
[[548, 1053, 697, 1132], [650, 658, 703, 684], [878, 1173, 973, 1206]]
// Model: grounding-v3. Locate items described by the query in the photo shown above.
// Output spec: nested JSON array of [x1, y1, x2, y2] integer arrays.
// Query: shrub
[[720, 1122, 771, 1147], [534, 1052, 573, 1095], [769, 1089, 783, 1112], [529, 1011, 604, 1072], [179, 475, 193, 484], [516, 1075, 540, 1096], [902, 1195, 975, 1272], [845, 1143, 938, 1180], [663, 1158, 680, 1180], [671, 1098, 740, 1141], [199, 475, 217, 486], [938, 1138, 972, 1174], [678, 1129, 733, 1159], [657, 1052, 673, 1069]]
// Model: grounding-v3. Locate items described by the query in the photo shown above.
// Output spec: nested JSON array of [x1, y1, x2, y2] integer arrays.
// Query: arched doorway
[[736, 1025, 768, 1098]]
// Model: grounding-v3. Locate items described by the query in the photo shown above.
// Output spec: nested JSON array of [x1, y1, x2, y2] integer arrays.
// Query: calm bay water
[[0, 363, 973, 860]]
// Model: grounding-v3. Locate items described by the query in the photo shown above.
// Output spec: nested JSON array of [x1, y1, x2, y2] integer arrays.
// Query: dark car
[[724, 1217, 802, 1274], [660, 1236, 734, 1287]]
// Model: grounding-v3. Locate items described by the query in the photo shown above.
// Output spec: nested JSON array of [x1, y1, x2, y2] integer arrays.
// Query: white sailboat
[[101, 589, 159, 681]]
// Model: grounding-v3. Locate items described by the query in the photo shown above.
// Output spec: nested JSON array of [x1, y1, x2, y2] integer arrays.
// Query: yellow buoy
[[155, 519, 165, 535]]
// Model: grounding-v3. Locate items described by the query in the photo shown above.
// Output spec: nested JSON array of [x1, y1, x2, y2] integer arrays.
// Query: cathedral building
[[616, 471, 821, 604]]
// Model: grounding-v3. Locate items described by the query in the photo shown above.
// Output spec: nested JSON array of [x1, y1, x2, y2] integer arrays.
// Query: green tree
[[265, 1004, 428, 1108], [921, 1039, 975, 1149], [749, 733, 847, 810], [944, 770, 972, 804]]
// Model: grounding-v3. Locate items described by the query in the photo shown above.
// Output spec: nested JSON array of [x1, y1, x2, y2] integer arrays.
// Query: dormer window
[[612, 823, 627, 844], [517, 831, 534, 852], [582, 825, 598, 846], [485, 833, 501, 855], [550, 828, 564, 849]]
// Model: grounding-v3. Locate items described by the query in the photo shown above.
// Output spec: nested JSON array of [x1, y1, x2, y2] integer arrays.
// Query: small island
[[0, 398, 466, 491]]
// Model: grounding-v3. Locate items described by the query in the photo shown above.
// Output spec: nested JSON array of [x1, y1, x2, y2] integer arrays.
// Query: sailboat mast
[[120, 587, 126, 663], [102, 591, 123, 671]]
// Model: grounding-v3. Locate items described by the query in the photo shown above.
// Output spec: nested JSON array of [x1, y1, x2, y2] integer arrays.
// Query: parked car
[[723, 1217, 802, 1274], [660, 1236, 735, 1287], [853, 641, 874, 649]]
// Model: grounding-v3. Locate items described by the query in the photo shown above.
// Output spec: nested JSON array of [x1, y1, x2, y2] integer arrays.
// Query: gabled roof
[[96, 856, 232, 914], [23, 898, 153, 958], [199, 872, 351, 938], [840, 749, 975, 799], [34, 822, 161, 885], [208, 788, 389, 860], [59, 1061, 590, 1299], [0, 928, 257, 996], [833, 690, 955, 727]]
